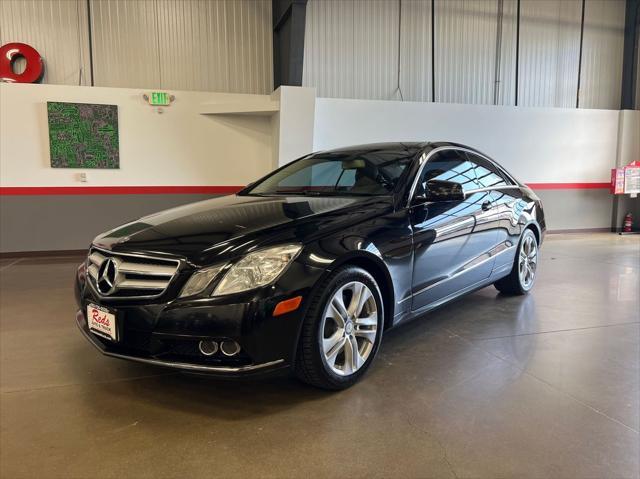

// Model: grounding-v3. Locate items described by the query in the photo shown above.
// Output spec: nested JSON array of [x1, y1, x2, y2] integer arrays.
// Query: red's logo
[[91, 308, 110, 327], [0, 42, 44, 83]]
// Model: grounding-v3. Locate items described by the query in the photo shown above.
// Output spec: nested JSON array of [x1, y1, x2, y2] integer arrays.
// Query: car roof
[[316, 141, 489, 158], [316, 142, 428, 155]]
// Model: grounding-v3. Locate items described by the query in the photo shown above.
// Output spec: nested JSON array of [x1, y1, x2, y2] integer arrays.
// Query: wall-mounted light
[[142, 92, 175, 114]]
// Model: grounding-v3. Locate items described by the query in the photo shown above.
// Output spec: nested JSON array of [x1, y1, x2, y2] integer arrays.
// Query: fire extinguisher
[[623, 212, 633, 232]]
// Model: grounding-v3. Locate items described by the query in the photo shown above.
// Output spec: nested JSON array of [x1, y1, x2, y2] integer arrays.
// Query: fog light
[[198, 340, 218, 356], [220, 340, 241, 357]]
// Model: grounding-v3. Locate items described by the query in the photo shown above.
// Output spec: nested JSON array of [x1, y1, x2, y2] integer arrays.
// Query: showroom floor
[[0, 233, 638, 478]]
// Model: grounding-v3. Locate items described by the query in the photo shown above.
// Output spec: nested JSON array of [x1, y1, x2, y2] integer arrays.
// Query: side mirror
[[414, 180, 465, 204]]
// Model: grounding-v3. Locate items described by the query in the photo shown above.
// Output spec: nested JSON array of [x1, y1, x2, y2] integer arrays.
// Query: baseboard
[[0, 249, 87, 259], [547, 227, 612, 234]]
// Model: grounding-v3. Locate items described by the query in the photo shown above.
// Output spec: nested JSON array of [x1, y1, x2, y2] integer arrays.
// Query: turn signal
[[273, 296, 303, 317]]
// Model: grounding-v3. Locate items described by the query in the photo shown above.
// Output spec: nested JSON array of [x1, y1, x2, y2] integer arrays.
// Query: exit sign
[[148, 91, 171, 106]]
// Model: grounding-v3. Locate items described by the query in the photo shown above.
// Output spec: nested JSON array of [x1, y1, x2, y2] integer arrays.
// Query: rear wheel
[[494, 229, 538, 295], [295, 266, 384, 390]]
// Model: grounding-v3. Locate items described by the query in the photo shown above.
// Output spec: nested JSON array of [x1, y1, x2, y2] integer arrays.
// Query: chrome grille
[[87, 248, 180, 299]]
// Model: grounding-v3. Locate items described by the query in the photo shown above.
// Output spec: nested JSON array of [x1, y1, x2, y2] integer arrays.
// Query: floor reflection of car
[[75, 142, 546, 390]]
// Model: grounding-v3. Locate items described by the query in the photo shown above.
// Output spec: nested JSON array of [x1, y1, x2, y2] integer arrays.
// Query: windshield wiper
[[272, 189, 329, 196], [250, 190, 382, 197]]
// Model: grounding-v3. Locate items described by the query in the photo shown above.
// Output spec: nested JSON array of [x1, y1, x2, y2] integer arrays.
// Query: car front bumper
[[74, 260, 325, 377], [75, 310, 287, 376]]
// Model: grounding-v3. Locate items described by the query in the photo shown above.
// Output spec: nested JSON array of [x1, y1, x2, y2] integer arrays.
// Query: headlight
[[179, 264, 226, 298], [213, 244, 302, 296]]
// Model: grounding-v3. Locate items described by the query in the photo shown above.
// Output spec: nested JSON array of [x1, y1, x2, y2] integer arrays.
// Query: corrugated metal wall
[[398, 0, 432, 102], [303, 0, 629, 110], [302, 0, 400, 100], [517, 0, 581, 108], [0, 0, 91, 86], [1, 0, 272, 94], [495, 0, 518, 106], [636, 25, 640, 110], [1, 0, 633, 107], [580, 0, 625, 109], [90, 0, 161, 89], [434, 0, 498, 104]]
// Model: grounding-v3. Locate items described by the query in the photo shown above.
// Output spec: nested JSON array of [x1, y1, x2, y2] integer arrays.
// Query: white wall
[[313, 96, 632, 230], [1, 84, 633, 242], [313, 98, 619, 185], [271, 87, 316, 168], [0, 83, 274, 187]]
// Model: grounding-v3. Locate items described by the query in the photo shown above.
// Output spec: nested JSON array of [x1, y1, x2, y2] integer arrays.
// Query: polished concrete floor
[[0, 233, 638, 478]]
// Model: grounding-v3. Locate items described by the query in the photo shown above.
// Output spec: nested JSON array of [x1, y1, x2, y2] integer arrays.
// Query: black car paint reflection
[[75, 142, 545, 376]]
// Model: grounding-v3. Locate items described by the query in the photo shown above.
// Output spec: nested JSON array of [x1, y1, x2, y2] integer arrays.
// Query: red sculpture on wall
[[0, 42, 44, 83]]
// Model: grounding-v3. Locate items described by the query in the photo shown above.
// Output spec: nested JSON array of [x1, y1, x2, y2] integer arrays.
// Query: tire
[[494, 228, 539, 295], [295, 265, 384, 390]]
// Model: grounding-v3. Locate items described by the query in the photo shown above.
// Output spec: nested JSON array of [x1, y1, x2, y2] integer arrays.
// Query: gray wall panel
[[353, 0, 400, 100], [2, 0, 272, 94], [518, 0, 582, 108], [91, 0, 161, 89], [496, 0, 517, 105], [0, 0, 91, 85], [535, 189, 613, 232], [224, 0, 273, 94], [303, 0, 627, 109], [434, 0, 498, 104], [302, 0, 355, 98], [580, 0, 625, 110], [399, 0, 432, 102], [0, 194, 215, 253], [91, 0, 272, 93], [0, 190, 615, 253], [302, 0, 400, 100], [636, 26, 640, 111]]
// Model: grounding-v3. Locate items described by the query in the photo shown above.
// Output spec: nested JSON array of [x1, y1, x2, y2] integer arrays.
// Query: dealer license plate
[[87, 303, 118, 341]]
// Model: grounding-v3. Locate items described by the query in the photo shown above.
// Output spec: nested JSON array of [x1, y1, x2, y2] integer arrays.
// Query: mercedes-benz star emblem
[[97, 258, 119, 295]]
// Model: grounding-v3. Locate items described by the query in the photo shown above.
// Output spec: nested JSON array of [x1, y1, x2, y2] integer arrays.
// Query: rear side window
[[416, 149, 512, 198], [465, 152, 510, 188], [417, 149, 482, 193]]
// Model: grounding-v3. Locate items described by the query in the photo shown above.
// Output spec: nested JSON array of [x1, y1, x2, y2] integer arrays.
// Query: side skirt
[[390, 265, 512, 327]]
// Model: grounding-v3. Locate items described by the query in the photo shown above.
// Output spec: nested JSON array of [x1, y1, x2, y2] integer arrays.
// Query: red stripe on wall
[[0, 182, 610, 195], [0, 186, 244, 195]]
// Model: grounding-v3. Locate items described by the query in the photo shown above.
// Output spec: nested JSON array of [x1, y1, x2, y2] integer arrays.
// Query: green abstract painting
[[47, 102, 119, 169]]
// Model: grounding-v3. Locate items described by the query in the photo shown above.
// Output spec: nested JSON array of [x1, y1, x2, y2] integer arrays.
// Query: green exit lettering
[[149, 92, 170, 106]]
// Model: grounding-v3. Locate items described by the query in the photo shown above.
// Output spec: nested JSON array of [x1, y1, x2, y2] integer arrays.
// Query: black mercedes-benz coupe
[[75, 142, 545, 389]]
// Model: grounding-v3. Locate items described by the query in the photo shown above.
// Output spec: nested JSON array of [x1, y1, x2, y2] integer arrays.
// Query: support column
[[273, 0, 308, 89], [270, 86, 316, 168]]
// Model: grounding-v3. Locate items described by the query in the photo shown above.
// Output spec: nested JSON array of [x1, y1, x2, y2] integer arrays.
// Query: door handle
[[481, 201, 493, 211]]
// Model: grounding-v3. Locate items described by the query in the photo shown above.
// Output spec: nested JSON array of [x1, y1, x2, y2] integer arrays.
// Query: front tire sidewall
[[312, 268, 384, 389]]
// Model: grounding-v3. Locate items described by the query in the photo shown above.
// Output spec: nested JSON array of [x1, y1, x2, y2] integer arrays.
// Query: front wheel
[[295, 266, 384, 390], [494, 229, 539, 295]]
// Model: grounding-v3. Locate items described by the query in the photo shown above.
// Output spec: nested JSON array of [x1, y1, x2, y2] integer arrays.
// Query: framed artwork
[[47, 101, 119, 168]]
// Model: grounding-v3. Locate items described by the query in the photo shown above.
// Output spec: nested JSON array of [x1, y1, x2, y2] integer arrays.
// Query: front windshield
[[246, 149, 415, 196]]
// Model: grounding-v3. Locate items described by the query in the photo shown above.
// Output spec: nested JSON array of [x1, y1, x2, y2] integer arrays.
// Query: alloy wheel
[[321, 281, 379, 376], [518, 233, 538, 290]]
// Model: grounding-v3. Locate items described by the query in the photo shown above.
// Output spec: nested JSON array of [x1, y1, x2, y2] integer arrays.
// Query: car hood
[[93, 194, 392, 265]]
